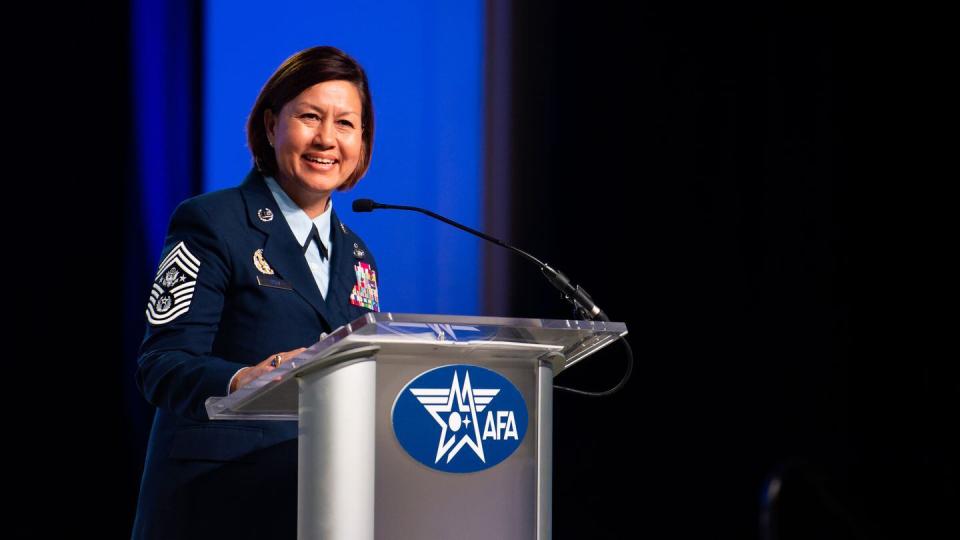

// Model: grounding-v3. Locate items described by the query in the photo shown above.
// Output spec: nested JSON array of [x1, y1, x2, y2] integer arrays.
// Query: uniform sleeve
[[134, 199, 248, 421]]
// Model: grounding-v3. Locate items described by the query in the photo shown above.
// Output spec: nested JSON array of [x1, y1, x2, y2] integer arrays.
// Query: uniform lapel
[[328, 209, 358, 324], [239, 169, 338, 328]]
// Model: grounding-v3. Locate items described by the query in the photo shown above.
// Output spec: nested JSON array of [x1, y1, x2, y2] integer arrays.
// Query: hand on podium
[[229, 347, 307, 393]]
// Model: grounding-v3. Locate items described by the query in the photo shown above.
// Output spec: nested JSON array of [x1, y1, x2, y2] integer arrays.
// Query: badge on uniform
[[253, 249, 293, 290], [350, 261, 380, 312], [253, 249, 274, 274], [146, 241, 199, 325]]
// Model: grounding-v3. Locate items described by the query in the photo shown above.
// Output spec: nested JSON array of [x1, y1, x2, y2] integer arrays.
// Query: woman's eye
[[302, 113, 319, 120], [339, 120, 354, 128]]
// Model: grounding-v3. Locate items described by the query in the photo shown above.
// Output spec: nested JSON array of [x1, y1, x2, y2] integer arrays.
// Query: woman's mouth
[[303, 155, 338, 170]]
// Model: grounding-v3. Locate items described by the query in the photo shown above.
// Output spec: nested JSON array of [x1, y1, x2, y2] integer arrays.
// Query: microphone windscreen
[[352, 199, 376, 212]]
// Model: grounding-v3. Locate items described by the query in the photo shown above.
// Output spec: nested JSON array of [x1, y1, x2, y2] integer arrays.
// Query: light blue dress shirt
[[227, 175, 334, 393], [263, 175, 333, 299]]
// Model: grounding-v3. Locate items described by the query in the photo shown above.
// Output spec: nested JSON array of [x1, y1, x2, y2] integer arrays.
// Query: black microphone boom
[[352, 198, 608, 321]]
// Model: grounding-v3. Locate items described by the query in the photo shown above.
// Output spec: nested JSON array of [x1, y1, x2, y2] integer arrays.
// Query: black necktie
[[303, 224, 329, 261]]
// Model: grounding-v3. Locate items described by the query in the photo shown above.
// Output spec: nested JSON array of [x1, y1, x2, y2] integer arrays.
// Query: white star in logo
[[410, 371, 501, 464]]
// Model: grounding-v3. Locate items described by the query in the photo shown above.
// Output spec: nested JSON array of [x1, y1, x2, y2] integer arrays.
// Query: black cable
[[553, 332, 633, 397]]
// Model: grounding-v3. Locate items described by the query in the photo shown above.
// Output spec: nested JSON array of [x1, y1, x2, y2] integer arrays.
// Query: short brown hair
[[246, 46, 374, 190]]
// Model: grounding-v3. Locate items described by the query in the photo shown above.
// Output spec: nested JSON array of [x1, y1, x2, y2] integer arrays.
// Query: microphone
[[352, 198, 608, 321], [351, 199, 378, 213]]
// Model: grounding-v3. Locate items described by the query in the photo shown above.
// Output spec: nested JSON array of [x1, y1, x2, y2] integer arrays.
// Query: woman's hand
[[229, 347, 307, 393]]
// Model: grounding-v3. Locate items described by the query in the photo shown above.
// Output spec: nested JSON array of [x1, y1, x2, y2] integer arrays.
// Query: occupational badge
[[350, 261, 380, 312], [352, 242, 365, 259], [146, 241, 199, 325], [253, 249, 275, 275], [257, 208, 274, 222]]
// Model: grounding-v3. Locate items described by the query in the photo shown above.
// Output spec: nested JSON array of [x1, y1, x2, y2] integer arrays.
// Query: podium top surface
[[303, 312, 625, 367], [205, 312, 627, 419]]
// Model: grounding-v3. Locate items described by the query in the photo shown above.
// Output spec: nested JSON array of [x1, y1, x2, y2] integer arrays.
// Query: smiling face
[[264, 80, 364, 216]]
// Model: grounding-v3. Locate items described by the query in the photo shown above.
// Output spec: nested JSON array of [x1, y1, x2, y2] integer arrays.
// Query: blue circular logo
[[392, 364, 528, 473]]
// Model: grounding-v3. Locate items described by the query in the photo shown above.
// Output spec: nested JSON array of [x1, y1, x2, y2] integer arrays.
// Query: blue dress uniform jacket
[[131, 168, 379, 540]]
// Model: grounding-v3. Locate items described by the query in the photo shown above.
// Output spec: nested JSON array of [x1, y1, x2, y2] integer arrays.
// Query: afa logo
[[392, 364, 528, 473]]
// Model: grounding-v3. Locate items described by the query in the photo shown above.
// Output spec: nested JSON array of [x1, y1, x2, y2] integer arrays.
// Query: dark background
[[13, 2, 954, 539]]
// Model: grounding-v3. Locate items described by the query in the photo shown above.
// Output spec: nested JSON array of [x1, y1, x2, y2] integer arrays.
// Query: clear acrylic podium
[[205, 313, 627, 540]]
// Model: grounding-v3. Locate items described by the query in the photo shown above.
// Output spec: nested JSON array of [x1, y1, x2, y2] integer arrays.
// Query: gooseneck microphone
[[353, 198, 635, 397], [352, 198, 608, 322]]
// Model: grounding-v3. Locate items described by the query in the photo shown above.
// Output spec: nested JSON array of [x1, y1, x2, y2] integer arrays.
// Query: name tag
[[257, 275, 293, 290]]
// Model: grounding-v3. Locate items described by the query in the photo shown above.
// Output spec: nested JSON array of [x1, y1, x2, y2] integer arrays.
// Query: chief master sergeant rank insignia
[[146, 241, 200, 325]]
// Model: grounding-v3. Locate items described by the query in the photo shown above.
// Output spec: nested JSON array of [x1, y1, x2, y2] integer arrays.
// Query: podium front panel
[[371, 352, 545, 539]]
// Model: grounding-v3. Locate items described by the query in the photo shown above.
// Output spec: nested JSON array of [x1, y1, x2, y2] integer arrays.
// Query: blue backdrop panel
[[204, 0, 485, 315], [134, 0, 200, 269]]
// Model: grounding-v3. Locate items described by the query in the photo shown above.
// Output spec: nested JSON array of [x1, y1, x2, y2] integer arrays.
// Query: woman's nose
[[315, 119, 336, 147]]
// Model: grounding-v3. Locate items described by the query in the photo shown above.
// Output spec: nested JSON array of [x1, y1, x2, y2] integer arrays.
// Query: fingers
[[264, 348, 305, 382], [285, 347, 308, 358], [259, 347, 308, 368], [235, 347, 310, 392]]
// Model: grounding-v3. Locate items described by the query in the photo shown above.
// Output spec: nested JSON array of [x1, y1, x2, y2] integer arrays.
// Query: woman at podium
[[131, 46, 381, 539]]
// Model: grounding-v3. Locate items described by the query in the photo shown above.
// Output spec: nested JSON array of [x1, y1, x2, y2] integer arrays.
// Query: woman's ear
[[263, 109, 275, 146]]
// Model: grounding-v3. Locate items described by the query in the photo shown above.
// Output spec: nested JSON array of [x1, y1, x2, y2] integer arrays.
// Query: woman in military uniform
[[131, 46, 380, 539]]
